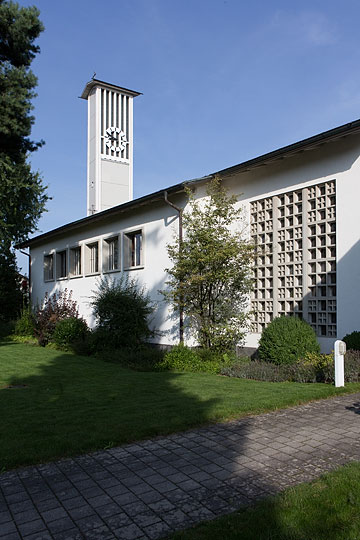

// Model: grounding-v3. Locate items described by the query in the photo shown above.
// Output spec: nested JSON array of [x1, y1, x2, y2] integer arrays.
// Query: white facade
[[27, 126, 360, 352]]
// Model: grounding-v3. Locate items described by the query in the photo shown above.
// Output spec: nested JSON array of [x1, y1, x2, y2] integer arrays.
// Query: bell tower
[[81, 79, 141, 215]]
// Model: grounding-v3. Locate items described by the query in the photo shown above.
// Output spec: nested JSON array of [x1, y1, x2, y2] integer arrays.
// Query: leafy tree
[[164, 177, 254, 350], [0, 1, 48, 319]]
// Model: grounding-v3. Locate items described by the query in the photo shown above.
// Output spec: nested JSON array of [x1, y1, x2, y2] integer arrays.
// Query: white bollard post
[[334, 340, 346, 387]]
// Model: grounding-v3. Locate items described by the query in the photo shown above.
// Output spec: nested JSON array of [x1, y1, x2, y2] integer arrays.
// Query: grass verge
[[169, 462, 360, 540], [1, 341, 360, 470]]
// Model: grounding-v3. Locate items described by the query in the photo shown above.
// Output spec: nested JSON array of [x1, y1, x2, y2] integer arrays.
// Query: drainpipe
[[164, 191, 184, 343], [19, 249, 31, 304]]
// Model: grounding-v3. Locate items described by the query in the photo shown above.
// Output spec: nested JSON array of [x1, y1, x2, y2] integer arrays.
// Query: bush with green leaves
[[14, 306, 35, 336], [91, 276, 154, 349], [52, 317, 88, 349], [343, 331, 360, 352], [34, 289, 81, 346], [257, 316, 320, 365], [157, 344, 235, 374]]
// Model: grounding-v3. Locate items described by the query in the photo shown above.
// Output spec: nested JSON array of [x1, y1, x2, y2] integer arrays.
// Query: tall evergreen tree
[[0, 1, 48, 320]]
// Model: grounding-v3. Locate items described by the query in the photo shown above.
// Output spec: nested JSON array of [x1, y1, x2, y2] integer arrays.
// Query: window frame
[[69, 245, 83, 278], [43, 252, 55, 282], [85, 240, 100, 276], [56, 249, 68, 280], [102, 234, 121, 274], [123, 228, 144, 270]]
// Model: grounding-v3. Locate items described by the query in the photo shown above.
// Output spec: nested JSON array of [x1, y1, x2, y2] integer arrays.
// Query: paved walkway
[[1, 393, 360, 540]]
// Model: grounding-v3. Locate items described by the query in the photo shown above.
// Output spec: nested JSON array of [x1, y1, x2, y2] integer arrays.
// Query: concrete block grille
[[250, 180, 336, 336]]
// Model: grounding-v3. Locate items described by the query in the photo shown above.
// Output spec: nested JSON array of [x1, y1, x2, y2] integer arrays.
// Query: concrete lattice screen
[[251, 180, 337, 338]]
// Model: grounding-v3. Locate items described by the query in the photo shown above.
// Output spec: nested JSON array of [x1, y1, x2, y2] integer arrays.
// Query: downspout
[[164, 191, 184, 343], [19, 249, 31, 304]]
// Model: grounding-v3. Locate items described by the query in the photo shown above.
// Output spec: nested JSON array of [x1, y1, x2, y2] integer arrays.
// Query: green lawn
[[169, 462, 360, 540], [1, 341, 360, 470]]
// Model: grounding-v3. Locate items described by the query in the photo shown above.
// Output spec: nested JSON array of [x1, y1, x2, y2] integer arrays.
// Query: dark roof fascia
[[17, 181, 197, 249], [80, 79, 142, 100], [212, 118, 360, 178]]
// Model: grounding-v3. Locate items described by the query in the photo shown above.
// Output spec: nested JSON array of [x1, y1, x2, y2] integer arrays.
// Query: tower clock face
[[104, 126, 127, 152]]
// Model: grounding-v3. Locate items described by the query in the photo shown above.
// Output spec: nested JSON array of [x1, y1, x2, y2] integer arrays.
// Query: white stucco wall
[[29, 133, 360, 352]]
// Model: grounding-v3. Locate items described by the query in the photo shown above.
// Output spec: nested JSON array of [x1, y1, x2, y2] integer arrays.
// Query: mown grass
[[1, 341, 360, 470], [169, 462, 360, 540]]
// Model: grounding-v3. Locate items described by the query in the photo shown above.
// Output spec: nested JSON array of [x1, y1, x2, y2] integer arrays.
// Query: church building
[[20, 79, 360, 352]]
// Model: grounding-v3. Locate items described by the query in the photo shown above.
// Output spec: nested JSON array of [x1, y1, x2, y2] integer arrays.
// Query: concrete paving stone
[[152, 481, 177, 494], [129, 483, 154, 496], [114, 523, 146, 540], [0, 519, 18, 536], [121, 476, 144, 489], [113, 492, 139, 506], [87, 494, 113, 508], [95, 502, 123, 519], [142, 520, 172, 540], [14, 509, 41, 525], [148, 499, 175, 514], [46, 516, 76, 534], [40, 506, 68, 523], [61, 496, 87, 510], [55, 489, 80, 502], [10, 501, 37, 514], [134, 511, 162, 527], [103, 512, 132, 530], [79, 486, 105, 500], [122, 501, 149, 517], [23, 532, 53, 540], [17, 519, 47, 537], [75, 513, 106, 533], [51, 528, 83, 540], [178, 464, 201, 475], [67, 504, 96, 521], [0, 510, 12, 524], [137, 490, 164, 504]]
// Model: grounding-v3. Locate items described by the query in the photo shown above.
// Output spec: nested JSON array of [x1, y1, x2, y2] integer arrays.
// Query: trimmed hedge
[[258, 316, 320, 365]]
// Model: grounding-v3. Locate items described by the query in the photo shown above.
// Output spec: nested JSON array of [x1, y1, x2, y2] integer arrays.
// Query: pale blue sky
[[16, 0, 360, 270]]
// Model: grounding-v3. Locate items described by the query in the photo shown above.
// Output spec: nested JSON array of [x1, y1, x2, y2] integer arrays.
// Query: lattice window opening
[[250, 180, 336, 337]]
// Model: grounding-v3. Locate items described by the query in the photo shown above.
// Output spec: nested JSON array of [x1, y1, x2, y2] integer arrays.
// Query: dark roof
[[80, 79, 142, 100], [19, 117, 360, 249]]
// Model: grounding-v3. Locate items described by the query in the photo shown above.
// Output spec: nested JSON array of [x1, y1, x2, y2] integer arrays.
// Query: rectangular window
[[70, 246, 82, 277], [85, 242, 99, 274], [124, 230, 142, 268], [44, 254, 54, 281], [103, 236, 119, 272], [56, 250, 67, 279]]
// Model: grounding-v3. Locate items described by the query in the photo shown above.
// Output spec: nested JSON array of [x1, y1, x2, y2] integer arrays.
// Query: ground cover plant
[[1, 341, 360, 471], [169, 462, 360, 540], [222, 350, 360, 384]]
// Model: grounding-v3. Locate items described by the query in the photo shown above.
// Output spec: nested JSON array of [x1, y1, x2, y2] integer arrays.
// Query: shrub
[[98, 345, 165, 371], [91, 277, 154, 349], [34, 289, 80, 346], [157, 344, 235, 374], [258, 316, 320, 365], [14, 306, 35, 336], [52, 317, 88, 349], [343, 331, 360, 352]]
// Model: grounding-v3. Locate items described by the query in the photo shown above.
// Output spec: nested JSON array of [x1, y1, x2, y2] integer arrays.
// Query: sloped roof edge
[[19, 117, 360, 249]]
